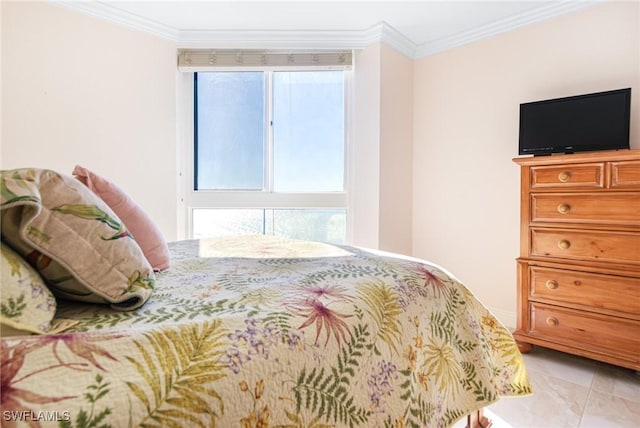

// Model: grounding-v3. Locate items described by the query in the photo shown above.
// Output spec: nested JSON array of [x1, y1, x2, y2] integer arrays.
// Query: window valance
[[177, 50, 352, 71]]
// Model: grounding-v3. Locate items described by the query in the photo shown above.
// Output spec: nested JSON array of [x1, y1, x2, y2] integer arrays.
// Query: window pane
[[272, 71, 344, 192], [192, 208, 346, 244], [195, 72, 265, 190], [192, 209, 267, 238], [271, 209, 346, 244]]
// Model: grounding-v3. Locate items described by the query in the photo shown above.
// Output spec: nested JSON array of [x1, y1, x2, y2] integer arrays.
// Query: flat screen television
[[518, 88, 631, 156]]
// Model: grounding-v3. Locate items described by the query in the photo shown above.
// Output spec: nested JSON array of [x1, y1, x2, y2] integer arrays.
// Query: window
[[195, 72, 265, 191], [189, 68, 348, 244]]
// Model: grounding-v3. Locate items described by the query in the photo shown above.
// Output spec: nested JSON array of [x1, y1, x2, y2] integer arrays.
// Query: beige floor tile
[[521, 347, 598, 388], [448, 348, 639, 428], [591, 364, 640, 403], [580, 389, 640, 427], [488, 368, 590, 428]]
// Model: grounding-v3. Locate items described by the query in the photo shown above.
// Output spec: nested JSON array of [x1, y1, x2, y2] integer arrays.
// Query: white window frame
[[179, 66, 353, 241]]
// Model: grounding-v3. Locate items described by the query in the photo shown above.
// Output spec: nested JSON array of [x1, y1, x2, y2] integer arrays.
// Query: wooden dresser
[[513, 150, 640, 370]]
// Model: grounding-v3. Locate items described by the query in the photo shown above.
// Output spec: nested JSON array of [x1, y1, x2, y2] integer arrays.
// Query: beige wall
[[351, 43, 413, 255], [2, 1, 637, 327], [1, 1, 178, 240], [412, 1, 639, 326], [351, 44, 382, 249], [379, 44, 413, 255]]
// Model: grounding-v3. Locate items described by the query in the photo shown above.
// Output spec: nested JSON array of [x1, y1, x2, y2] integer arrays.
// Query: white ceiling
[[53, 0, 599, 58]]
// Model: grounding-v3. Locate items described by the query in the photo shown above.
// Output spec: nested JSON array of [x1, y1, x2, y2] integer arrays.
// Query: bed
[[1, 168, 532, 428]]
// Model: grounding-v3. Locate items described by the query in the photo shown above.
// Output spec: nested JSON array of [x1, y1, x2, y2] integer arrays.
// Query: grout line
[[493, 350, 639, 427], [577, 364, 600, 428]]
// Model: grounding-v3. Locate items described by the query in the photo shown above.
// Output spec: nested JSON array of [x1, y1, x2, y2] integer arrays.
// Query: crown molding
[[177, 27, 382, 50], [49, 0, 179, 40], [48, 0, 600, 60], [176, 22, 417, 60], [414, 1, 602, 58], [48, 1, 412, 52], [366, 22, 417, 59]]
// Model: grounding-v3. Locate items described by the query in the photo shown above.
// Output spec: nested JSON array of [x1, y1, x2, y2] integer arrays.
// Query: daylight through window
[[191, 68, 348, 244]]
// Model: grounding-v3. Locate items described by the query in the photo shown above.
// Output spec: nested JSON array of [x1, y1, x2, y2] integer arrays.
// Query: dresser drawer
[[530, 266, 640, 314], [530, 228, 640, 264], [529, 303, 640, 359], [530, 163, 604, 189], [531, 193, 640, 226], [611, 160, 640, 189]]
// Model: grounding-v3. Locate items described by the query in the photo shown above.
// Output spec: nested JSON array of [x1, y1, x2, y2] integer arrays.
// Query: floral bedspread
[[1, 235, 531, 428]]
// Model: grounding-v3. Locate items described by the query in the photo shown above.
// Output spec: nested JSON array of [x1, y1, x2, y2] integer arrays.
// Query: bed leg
[[466, 408, 492, 428]]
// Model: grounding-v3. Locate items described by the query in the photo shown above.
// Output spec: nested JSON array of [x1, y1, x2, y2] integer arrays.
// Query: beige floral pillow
[[0, 243, 56, 335], [0, 168, 155, 310]]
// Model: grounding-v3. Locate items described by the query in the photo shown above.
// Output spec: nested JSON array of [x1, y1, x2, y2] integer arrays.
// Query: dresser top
[[513, 149, 640, 166]]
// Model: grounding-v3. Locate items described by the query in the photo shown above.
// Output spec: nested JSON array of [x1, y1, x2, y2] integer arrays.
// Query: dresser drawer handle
[[545, 280, 559, 290], [557, 203, 571, 214], [558, 171, 571, 182], [546, 317, 559, 327], [557, 239, 571, 250]]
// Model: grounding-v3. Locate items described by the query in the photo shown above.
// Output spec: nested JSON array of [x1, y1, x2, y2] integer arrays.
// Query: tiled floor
[[470, 347, 640, 428]]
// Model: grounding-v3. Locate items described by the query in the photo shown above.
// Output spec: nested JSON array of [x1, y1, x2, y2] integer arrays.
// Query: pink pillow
[[73, 165, 170, 271]]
